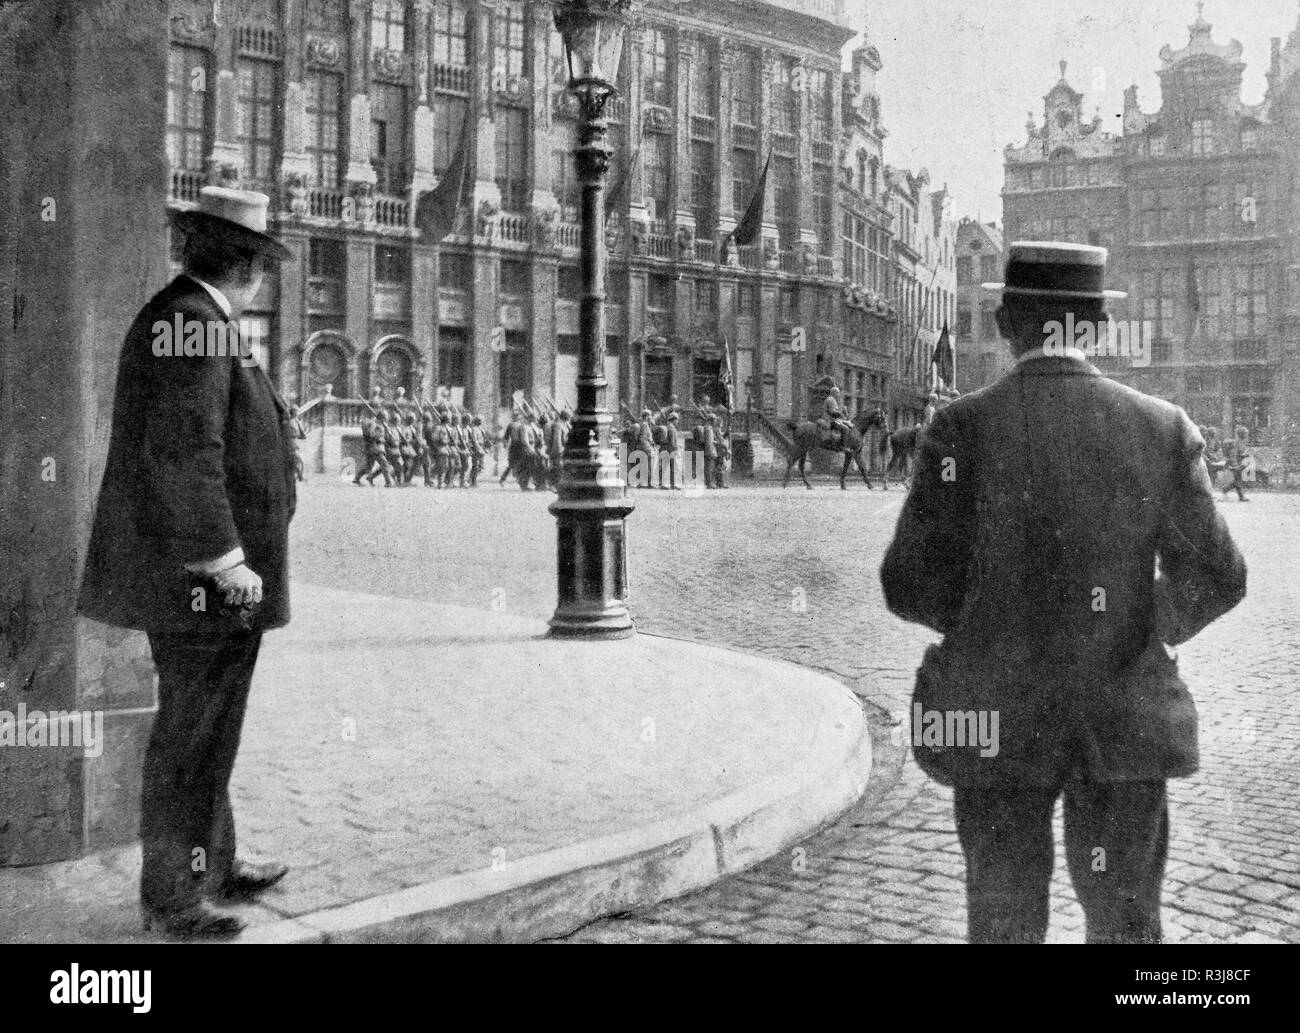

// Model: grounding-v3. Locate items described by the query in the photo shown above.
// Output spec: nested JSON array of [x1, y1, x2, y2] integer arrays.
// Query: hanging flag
[[604, 139, 641, 222], [720, 149, 771, 265], [719, 334, 734, 409], [416, 110, 473, 242], [931, 322, 954, 388]]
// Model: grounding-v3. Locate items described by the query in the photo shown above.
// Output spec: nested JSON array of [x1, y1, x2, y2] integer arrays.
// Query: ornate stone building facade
[[159, 0, 961, 424], [162, 0, 909, 421], [955, 217, 1010, 392], [1003, 14, 1300, 453]]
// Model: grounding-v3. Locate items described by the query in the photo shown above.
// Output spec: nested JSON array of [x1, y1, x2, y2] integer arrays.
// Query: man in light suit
[[881, 242, 1246, 944], [79, 187, 296, 938]]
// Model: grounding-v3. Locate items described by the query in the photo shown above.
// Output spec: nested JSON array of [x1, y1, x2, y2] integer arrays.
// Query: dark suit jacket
[[881, 355, 1246, 786], [78, 276, 297, 633]]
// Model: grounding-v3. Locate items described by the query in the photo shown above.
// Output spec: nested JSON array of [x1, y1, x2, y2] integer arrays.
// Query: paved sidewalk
[[0, 582, 872, 943]]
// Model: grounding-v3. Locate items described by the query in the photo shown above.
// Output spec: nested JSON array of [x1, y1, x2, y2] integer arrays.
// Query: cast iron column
[[548, 85, 635, 639]]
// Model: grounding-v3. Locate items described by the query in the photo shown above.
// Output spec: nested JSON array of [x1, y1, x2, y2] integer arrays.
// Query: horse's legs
[[840, 452, 851, 490], [800, 456, 812, 490], [782, 453, 795, 489], [854, 450, 872, 488]]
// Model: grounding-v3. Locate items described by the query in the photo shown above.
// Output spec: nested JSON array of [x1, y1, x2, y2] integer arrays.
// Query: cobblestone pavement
[[292, 474, 1300, 944]]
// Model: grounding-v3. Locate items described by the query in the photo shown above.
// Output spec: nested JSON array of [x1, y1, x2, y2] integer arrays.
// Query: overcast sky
[[847, 0, 1300, 224]]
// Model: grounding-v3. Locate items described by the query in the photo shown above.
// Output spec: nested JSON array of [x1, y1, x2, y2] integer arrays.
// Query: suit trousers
[[952, 776, 1168, 944], [141, 629, 262, 911]]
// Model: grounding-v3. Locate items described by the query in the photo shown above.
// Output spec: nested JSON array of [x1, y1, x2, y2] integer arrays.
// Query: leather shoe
[[214, 859, 289, 901], [142, 901, 246, 938]]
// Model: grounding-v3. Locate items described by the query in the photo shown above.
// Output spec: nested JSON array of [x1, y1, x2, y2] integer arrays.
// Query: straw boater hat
[[171, 186, 292, 262], [982, 241, 1126, 300]]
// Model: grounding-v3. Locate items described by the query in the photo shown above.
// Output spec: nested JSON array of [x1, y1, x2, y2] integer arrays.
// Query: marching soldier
[[358, 407, 394, 487], [383, 407, 403, 486], [455, 413, 472, 488], [469, 414, 488, 487], [661, 411, 682, 490], [421, 410, 437, 486], [398, 411, 419, 485]]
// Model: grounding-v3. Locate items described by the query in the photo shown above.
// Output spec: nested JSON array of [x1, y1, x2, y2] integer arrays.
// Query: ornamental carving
[[644, 106, 673, 133], [629, 219, 647, 256], [372, 48, 408, 82], [553, 90, 581, 121], [477, 199, 499, 240], [284, 172, 309, 217], [762, 237, 779, 269], [169, 13, 213, 45], [675, 225, 693, 260], [493, 74, 528, 100], [532, 205, 558, 249], [306, 36, 342, 67]]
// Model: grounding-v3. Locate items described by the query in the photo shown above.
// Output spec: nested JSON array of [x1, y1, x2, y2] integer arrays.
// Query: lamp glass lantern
[[554, 1, 629, 98]]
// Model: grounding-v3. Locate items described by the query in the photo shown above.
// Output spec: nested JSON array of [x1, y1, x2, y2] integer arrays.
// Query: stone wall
[[0, 0, 169, 865]]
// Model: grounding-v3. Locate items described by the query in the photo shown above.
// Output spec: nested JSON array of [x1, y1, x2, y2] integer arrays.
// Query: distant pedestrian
[[1221, 425, 1250, 502]]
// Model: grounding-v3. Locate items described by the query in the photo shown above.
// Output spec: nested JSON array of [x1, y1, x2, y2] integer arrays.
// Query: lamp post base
[[548, 492, 635, 640]]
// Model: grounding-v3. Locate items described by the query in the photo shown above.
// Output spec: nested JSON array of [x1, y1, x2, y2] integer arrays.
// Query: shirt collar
[[189, 276, 233, 320], [1017, 345, 1090, 366]]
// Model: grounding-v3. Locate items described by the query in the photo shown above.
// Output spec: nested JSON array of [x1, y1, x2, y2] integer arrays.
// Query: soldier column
[[549, 0, 637, 640]]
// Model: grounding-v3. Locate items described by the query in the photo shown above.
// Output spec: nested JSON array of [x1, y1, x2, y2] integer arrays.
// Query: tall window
[[308, 238, 345, 312], [236, 58, 277, 182], [371, 0, 407, 51], [499, 331, 530, 408], [843, 212, 867, 285], [439, 326, 468, 391], [167, 45, 209, 170], [813, 165, 833, 255], [1140, 270, 1176, 346], [494, 4, 526, 78], [731, 47, 759, 126], [432, 94, 468, 176], [980, 254, 1000, 282], [1190, 115, 1215, 156], [552, 148, 579, 220], [306, 0, 346, 33], [374, 243, 410, 283], [370, 83, 408, 193], [431, 2, 470, 66], [500, 259, 530, 296], [810, 68, 833, 140], [772, 156, 796, 250], [690, 140, 716, 239], [1192, 183, 1221, 237], [644, 132, 671, 222], [494, 107, 528, 210], [691, 38, 717, 116], [1233, 265, 1268, 338], [731, 145, 756, 219], [305, 70, 343, 187], [647, 274, 673, 312], [956, 256, 972, 284], [644, 26, 672, 107], [694, 280, 718, 317], [772, 58, 797, 134]]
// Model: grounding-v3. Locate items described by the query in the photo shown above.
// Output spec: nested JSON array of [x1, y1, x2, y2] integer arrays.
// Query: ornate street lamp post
[[549, 0, 637, 639]]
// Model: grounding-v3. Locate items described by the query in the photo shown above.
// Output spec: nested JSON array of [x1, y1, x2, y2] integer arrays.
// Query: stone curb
[[237, 640, 873, 944]]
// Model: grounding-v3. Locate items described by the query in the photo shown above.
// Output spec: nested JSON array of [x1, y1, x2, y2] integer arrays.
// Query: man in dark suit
[[881, 242, 1246, 944], [79, 187, 297, 938]]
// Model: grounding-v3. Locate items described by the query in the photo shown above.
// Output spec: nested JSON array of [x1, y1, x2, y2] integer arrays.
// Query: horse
[[879, 424, 919, 488], [783, 407, 889, 490]]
